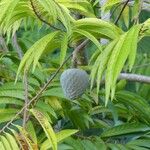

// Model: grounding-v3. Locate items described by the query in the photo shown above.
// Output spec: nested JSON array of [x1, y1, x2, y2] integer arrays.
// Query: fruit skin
[[60, 68, 89, 99]]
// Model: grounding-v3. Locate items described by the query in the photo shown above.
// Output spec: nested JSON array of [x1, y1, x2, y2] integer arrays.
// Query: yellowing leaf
[[30, 109, 57, 150]]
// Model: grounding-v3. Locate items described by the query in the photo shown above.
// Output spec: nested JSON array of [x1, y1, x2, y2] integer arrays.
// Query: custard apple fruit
[[60, 68, 89, 99]]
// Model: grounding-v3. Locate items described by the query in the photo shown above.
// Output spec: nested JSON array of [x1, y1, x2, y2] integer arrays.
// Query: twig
[[114, 0, 130, 25], [12, 33, 29, 127], [0, 40, 88, 133], [30, 0, 62, 31]]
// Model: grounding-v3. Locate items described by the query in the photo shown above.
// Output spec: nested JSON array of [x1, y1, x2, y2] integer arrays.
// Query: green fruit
[[60, 69, 89, 99]]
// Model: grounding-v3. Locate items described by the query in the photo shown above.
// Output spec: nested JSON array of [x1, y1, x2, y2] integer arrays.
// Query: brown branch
[[114, 0, 130, 25], [30, 0, 62, 31]]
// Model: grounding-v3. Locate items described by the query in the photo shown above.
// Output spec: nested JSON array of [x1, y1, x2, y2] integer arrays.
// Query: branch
[[118, 73, 150, 84], [114, 0, 130, 25], [100, 73, 150, 85], [0, 40, 88, 133]]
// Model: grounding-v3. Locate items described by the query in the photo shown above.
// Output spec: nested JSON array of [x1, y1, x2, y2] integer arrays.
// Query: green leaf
[[60, 33, 68, 65], [90, 51, 102, 90], [102, 0, 121, 11], [126, 145, 149, 150], [116, 91, 150, 124], [122, 6, 130, 28], [0, 97, 23, 106], [0, 90, 30, 100], [16, 31, 60, 79], [57, 0, 95, 17], [0, 142, 5, 150], [57, 129, 78, 142], [0, 113, 19, 124], [64, 137, 84, 150], [0, 0, 19, 25], [101, 122, 150, 137], [105, 25, 140, 104], [128, 25, 141, 71], [0, 135, 12, 150], [74, 18, 123, 40], [41, 129, 78, 150], [8, 128, 24, 150], [5, 133, 20, 150], [107, 143, 125, 150], [81, 140, 97, 150], [26, 121, 38, 144], [30, 109, 57, 150], [131, 0, 140, 21], [73, 29, 102, 52], [42, 88, 66, 99], [36, 101, 57, 119], [105, 34, 126, 104], [0, 82, 34, 92], [94, 137, 107, 150], [127, 139, 150, 149], [116, 144, 128, 150], [96, 39, 118, 94]]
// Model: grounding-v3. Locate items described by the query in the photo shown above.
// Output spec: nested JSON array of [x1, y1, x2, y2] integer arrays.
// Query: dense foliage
[[0, 0, 150, 149]]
